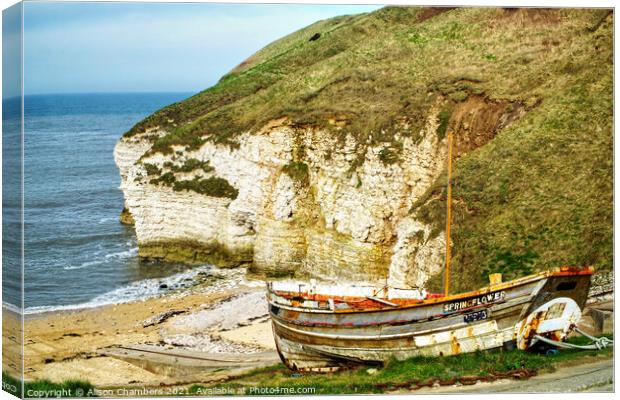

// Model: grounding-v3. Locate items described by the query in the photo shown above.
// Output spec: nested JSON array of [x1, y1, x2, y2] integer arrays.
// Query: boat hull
[[268, 270, 592, 371]]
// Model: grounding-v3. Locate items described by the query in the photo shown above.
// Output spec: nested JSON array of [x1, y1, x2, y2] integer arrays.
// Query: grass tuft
[[173, 177, 239, 199], [165, 158, 214, 173], [2, 372, 96, 398], [282, 161, 310, 185]]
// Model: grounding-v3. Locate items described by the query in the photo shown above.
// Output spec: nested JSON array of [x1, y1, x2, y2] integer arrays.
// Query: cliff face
[[115, 92, 524, 288], [115, 7, 613, 290], [114, 115, 448, 286]]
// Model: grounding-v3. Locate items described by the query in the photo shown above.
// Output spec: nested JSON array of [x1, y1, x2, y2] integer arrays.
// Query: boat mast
[[444, 132, 453, 297]]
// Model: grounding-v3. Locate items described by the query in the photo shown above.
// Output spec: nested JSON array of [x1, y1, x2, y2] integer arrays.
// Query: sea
[[2, 92, 227, 314]]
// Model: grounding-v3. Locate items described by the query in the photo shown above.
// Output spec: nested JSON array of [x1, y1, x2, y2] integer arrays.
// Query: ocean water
[[3, 92, 225, 313]]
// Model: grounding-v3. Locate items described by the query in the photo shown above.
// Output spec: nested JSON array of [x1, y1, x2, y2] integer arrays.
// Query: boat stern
[[514, 266, 593, 350]]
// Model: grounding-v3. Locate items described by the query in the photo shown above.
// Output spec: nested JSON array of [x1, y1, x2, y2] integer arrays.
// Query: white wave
[[104, 247, 138, 259], [63, 247, 138, 270], [23, 265, 223, 315], [2, 301, 23, 314], [64, 259, 104, 270]]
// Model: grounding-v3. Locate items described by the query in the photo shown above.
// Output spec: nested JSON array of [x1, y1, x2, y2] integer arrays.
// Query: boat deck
[[269, 266, 593, 312]]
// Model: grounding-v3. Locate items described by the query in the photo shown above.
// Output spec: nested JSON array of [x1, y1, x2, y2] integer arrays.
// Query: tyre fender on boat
[[515, 297, 582, 350]]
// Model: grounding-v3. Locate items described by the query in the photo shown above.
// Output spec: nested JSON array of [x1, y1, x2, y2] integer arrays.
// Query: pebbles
[[169, 290, 268, 331], [140, 310, 187, 328], [161, 289, 270, 354], [161, 333, 263, 354]]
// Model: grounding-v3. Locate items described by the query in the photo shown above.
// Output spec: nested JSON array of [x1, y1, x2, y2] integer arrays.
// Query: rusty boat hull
[[267, 267, 593, 372]]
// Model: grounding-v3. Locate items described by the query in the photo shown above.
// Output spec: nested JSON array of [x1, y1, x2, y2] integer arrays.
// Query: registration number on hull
[[463, 310, 489, 323]]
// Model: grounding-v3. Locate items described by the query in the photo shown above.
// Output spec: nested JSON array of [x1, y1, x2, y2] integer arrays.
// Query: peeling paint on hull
[[267, 267, 592, 371]]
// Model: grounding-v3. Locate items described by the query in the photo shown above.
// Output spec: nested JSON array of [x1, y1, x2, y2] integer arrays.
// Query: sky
[[21, 2, 382, 95], [3, 2, 22, 99]]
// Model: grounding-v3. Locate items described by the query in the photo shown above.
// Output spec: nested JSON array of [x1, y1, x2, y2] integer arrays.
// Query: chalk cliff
[[115, 94, 522, 288], [115, 119, 451, 286]]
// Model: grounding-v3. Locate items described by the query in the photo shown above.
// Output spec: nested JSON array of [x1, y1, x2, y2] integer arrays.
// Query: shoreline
[[2, 269, 278, 387], [11, 264, 241, 317]]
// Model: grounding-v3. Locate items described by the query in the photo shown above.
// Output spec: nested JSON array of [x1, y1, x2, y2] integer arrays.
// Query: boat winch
[[515, 297, 582, 350]]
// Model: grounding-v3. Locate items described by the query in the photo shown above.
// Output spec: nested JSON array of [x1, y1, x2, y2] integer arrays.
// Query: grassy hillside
[[126, 7, 613, 290]]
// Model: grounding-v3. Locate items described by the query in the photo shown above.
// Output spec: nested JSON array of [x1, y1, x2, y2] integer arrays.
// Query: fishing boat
[[267, 133, 594, 372], [267, 266, 593, 371]]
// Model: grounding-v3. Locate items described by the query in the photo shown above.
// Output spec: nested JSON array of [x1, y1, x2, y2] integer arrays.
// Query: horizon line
[[3, 90, 200, 102], [23, 90, 199, 96]]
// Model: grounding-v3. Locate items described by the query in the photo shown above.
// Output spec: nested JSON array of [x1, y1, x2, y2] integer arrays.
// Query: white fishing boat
[[267, 133, 598, 371]]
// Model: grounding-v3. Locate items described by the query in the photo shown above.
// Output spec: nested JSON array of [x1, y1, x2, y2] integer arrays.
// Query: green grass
[[186, 334, 613, 395], [145, 158, 234, 198], [172, 177, 239, 199], [149, 173, 238, 200], [2, 372, 96, 398], [164, 158, 214, 173], [123, 6, 612, 288], [414, 23, 613, 290], [143, 163, 161, 176], [378, 147, 399, 165], [282, 161, 309, 185], [436, 108, 451, 139], [128, 7, 611, 154]]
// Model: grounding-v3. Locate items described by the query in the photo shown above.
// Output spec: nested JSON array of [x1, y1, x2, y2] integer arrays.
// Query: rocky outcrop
[[119, 207, 135, 226], [116, 109, 450, 287]]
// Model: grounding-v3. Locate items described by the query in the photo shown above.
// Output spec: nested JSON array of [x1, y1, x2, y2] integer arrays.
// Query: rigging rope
[[533, 329, 613, 351]]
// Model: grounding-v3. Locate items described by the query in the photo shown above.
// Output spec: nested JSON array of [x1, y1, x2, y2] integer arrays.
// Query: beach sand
[[2, 274, 278, 387]]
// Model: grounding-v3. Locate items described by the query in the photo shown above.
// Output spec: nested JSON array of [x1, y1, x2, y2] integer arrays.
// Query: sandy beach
[[2, 268, 278, 388]]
